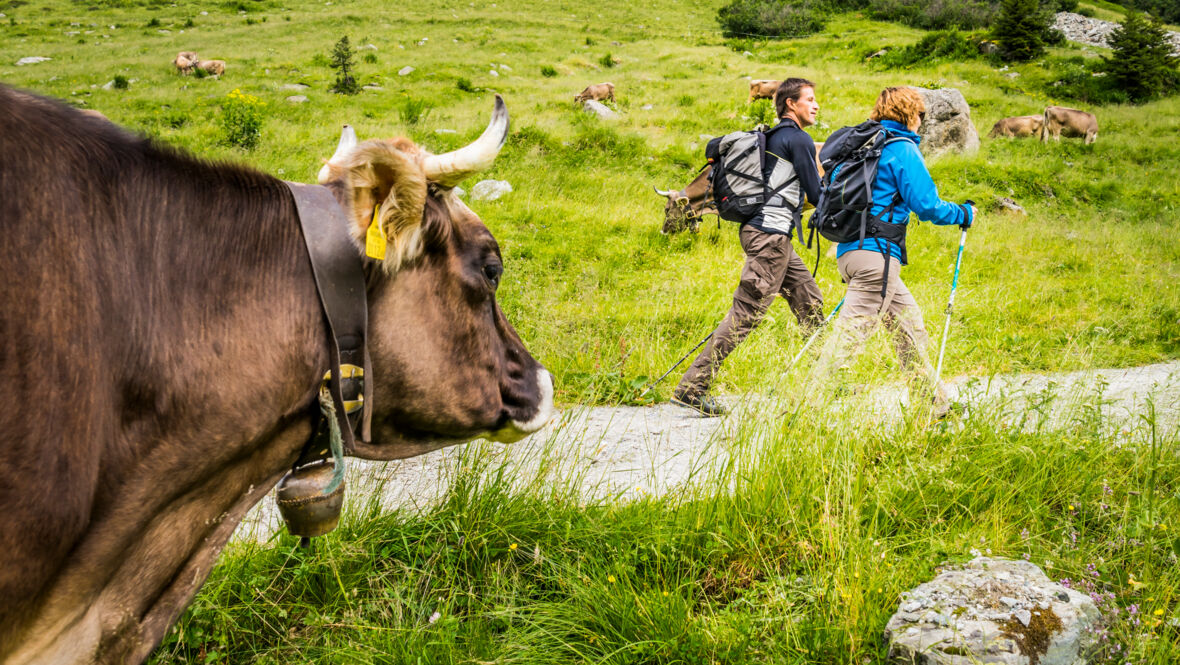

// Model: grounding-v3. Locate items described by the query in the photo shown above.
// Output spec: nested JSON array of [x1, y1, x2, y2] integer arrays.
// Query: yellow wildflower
[[509, 543, 518, 551], [607, 575, 616, 584]]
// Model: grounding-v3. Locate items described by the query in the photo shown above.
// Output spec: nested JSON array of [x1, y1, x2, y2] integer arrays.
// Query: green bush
[[876, 30, 983, 68], [1104, 10, 1180, 103], [599, 52, 616, 68], [220, 88, 264, 150], [541, 65, 558, 77], [397, 97, 432, 125], [455, 77, 475, 92], [362, 52, 377, 64], [1130, 0, 1180, 23], [112, 74, 129, 89], [994, 0, 1047, 61], [867, 0, 998, 30], [716, 0, 827, 39], [1048, 60, 1129, 104]]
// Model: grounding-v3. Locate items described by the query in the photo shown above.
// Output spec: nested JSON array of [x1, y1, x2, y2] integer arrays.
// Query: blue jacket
[[836, 120, 973, 263]]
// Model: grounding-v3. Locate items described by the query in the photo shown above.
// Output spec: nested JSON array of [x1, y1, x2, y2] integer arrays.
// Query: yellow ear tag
[[365, 204, 387, 260]]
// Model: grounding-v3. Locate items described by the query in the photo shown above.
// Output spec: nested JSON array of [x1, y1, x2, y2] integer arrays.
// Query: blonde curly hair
[[870, 87, 925, 129]]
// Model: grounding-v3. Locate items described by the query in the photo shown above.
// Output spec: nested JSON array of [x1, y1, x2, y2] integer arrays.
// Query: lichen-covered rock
[[912, 87, 980, 159], [885, 557, 1100, 665], [471, 179, 512, 202]]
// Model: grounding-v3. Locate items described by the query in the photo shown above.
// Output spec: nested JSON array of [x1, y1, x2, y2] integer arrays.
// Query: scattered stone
[[499, 63, 511, 71], [912, 86, 980, 158], [979, 39, 1000, 55], [398, 66, 414, 76], [286, 95, 308, 103], [1053, 11, 1180, 56], [1005, 72, 1020, 79], [16, 57, 51, 66], [583, 100, 618, 120], [434, 128, 457, 134], [489, 70, 499, 77], [360, 43, 377, 50], [362, 84, 383, 91], [641, 104, 653, 110], [885, 557, 1100, 665], [742, 51, 753, 57], [996, 197, 1025, 215], [280, 83, 309, 91], [470, 179, 512, 202], [866, 49, 887, 60]]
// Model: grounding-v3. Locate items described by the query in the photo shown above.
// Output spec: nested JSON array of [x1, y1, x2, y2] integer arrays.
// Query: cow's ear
[[337, 140, 427, 271]]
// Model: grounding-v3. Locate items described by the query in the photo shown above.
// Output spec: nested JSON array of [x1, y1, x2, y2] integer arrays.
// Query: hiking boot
[[671, 391, 727, 417]]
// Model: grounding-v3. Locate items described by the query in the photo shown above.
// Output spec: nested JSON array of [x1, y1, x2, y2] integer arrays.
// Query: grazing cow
[[197, 59, 226, 76], [172, 51, 199, 74], [988, 114, 1043, 138], [1041, 105, 1098, 144], [0, 85, 554, 665], [574, 82, 614, 104], [655, 142, 823, 234], [748, 79, 781, 103]]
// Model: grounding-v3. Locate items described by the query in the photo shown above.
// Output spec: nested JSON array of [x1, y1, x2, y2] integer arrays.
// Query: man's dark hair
[[775, 77, 815, 119]]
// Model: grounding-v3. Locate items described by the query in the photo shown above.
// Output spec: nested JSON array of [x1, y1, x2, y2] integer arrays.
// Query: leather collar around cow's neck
[[284, 182, 372, 458]]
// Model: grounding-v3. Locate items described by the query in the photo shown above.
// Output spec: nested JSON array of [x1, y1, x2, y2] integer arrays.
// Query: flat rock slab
[[885, 557, 1100, 665]]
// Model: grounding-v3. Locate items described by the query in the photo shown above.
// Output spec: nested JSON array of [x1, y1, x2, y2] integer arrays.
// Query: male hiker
[[672, 77, 824, 417]]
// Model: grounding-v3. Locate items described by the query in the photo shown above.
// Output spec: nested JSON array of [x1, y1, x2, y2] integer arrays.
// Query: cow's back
[[0, 85, 321, 660]]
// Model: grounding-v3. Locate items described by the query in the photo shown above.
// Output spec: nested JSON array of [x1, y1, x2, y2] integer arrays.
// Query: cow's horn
[[654, 186, 674, 197], [317, 124, 358, 183], [421, 94, 508, 187]]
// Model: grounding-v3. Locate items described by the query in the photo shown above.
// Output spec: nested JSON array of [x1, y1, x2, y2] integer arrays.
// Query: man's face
[[786, 86, 819, 128]]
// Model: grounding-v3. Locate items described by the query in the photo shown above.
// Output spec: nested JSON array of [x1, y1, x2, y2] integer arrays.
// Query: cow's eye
[[482, 262, 502, 288]]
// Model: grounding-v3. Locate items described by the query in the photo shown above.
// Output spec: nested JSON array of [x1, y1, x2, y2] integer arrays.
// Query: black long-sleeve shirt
[[745, 117, 820, 236]]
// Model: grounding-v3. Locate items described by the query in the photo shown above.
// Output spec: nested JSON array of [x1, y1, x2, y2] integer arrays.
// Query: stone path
[[234, 361, 1180, 542]]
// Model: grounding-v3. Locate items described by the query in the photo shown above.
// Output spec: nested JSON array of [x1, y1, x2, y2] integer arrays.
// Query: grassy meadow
[[2, 0, 1178, 662]]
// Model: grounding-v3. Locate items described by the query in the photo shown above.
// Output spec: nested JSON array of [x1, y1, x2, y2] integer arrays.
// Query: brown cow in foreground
[[0, 85, 554, 665], [748, 79, 781, 102], [655, 141, 823, 234], [988, 114, 1042, 138], [1041, 105, 1098, 144], [574, 82, 614, 104]]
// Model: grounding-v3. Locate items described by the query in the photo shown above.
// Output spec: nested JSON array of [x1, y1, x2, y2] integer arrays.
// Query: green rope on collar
[[318, 389, 346, 495]]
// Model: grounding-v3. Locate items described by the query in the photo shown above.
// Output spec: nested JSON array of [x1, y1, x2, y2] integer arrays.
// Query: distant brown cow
[[655, 141, 823, 234], [173, 51, 199, 74], [748, 79, 781, 102], [1041, 105, 1098, 144], [988, 115, 1042, 138], [197, 59, 226, 76], [574, 82, 614, 104]]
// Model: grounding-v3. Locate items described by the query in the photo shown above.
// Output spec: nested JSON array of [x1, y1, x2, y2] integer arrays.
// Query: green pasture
[[2, 0, 1178, 661]]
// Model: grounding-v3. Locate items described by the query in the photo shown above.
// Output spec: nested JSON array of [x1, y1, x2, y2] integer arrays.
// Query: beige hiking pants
[[814, 249, 948, 408]]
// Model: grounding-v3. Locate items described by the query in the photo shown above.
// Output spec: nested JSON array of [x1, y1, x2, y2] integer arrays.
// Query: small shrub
[[599, 52, 616, 68], [1132, 0, 1180, 24], [716, 0, 827, 39], [541, 65, 558, 77], [1104, 10, 1180, 102], [146, 17, 160, 27], [876, 30, 982, 68], [362, 52, 377, 64], [1076, 6, 1095, 16], [328, 35, 359, 95], [747, 98, 777, 125], [585, 36, 595, 45], [220, 88, 264, 150], [676, 94, 695, 107], [184, 17, 194, 27], [867, 0, 998, 30], [456, 77, 475, 92], [397, 97, 432, 125], [112, 74, 129, 89]]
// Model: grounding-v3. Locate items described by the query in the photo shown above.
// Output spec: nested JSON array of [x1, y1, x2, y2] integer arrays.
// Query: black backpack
[[705, 125, 791, 224], [808, 120, 914, 296]]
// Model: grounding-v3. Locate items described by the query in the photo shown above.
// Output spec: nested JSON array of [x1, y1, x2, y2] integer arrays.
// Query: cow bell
[[275, 461, 345, 539]]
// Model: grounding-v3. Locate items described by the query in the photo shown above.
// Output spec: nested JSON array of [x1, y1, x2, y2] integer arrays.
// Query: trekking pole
[[934, 202, 973, 385], [787, 297, 845, 371], [637, 329, 714, 399]]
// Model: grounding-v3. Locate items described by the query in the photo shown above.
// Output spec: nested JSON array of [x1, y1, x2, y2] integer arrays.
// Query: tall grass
[[150, 383, 1180, 663]]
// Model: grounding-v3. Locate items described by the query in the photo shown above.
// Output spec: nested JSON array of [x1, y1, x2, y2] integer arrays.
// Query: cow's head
[[654, 187, 700, 235], [316, 95, 554, 460]]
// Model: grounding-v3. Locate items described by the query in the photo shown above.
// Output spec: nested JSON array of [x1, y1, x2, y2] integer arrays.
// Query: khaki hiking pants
[[676, 224, 823, 398], [812, 249, 948, 408]]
